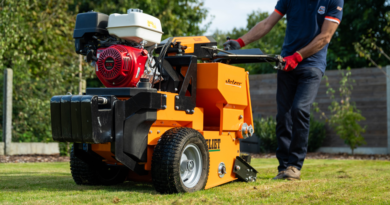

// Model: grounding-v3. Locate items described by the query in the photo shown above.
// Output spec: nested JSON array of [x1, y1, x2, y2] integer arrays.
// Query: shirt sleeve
[[325, 0, 344, 24], [275, 0, 288, 16]]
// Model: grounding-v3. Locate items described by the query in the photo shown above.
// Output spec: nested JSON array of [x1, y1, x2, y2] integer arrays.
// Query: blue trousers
[[276, 67, 323, 172]]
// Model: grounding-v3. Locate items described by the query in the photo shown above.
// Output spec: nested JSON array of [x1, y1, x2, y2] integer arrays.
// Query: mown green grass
[[0, 159, 390, 204]]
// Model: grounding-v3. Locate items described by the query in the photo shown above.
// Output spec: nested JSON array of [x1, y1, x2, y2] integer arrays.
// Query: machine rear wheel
[[70, 145, 129, 186], [152, 127, 210, 194]]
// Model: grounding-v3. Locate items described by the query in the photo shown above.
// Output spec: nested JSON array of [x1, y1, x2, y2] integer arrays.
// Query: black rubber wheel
[[152, 127, 210, 194], [70, 145, 129, 186]]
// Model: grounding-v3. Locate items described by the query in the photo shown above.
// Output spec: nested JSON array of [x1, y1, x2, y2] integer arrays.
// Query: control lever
[[224, 36, 231, 50], [274, 55, 286, 70]]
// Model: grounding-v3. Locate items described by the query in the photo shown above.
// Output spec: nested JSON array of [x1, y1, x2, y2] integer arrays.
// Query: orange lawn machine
[[50, 9, 285, 194]]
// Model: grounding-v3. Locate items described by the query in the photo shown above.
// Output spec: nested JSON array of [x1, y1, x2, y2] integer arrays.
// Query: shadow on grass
[[257, 176, 273, 180], [0, 173, 156, 194], [0, 171, 274, 194], [0, 172, 70, 176]]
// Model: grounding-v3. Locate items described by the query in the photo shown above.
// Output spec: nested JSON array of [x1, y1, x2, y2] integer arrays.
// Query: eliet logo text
[[225, 79, 242, 88]]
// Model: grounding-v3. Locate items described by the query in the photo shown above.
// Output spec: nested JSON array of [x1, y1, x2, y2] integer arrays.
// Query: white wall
[[0, 142, 59, 155]]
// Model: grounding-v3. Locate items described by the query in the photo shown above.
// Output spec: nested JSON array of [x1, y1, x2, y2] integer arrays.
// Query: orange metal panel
[[147, 126, 176, 145], [197, 63, 219, 89], [91, 143, 121, 165], [117, 97, 130, 101], [127, 169, 152, 183], [216, 64, 248, 106], [216, 103, 223, 135], [145, 91, 204, 170], [147, 91, 204, 146], [222, 108, 244, 131], [180, 66, 188, 78], [155, 91, 204, 131], [145, 145, 155, 171], [197, 63, 249, 130], [197, 63, 248, 106], [203, 131, 240, 189], [244, 72, 254, 128]]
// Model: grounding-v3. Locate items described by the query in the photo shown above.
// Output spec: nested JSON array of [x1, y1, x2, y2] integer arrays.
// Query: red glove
[[235, 38, 246, 47], [283, 52, 303, 71]]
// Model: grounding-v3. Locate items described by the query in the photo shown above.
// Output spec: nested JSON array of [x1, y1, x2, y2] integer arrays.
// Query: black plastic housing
[[73, 12, 109, 54], [50, 95, 117, 144], [73, 12, 109, 39]]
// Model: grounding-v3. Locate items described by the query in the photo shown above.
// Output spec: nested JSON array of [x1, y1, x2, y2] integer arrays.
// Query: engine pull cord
[[151, 45, 165, 86], [151, 59, 158, 87], [159, 66, 162, 91], [151, 38, 173, 87]]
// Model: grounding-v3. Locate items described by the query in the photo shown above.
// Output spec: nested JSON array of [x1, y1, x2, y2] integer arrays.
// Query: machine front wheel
[[152, 127, 210, 194], [70, 145, 129, 186]]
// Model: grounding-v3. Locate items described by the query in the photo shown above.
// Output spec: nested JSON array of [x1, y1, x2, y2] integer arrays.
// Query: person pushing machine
[[224, 0, 344, 180]]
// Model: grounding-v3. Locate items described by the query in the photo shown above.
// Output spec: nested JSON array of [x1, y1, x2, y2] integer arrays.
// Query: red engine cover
[[96, 45, 148, 87]]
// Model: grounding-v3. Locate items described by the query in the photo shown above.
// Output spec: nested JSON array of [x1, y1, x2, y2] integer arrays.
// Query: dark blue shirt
[[275, 0, 344, 73]]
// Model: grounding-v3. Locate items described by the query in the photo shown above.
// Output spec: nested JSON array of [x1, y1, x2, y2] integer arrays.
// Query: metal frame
[[233, 156, 258, 182]]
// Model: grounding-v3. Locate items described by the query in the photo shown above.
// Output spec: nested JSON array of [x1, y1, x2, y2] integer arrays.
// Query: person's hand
[[283, 52, 303, 71], [223, 38, 245, 50]]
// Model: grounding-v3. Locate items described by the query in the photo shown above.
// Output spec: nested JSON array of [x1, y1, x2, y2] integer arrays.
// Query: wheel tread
[[70, 146, 128, 186], [152, 127, 210, 194], [70, 147, 100, 185]]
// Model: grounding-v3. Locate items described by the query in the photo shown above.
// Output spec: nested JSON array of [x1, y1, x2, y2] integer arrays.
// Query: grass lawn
[[1, 159, 390, 204]]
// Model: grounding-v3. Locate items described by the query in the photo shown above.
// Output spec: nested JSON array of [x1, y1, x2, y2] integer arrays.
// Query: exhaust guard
[[50, 88, 167, 174]]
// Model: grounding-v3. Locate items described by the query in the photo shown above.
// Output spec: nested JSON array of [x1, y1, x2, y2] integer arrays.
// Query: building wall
[[0, 142, 60, 155]]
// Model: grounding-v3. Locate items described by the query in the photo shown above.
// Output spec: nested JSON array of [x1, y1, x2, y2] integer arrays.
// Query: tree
[[0, 0, 79, 142], [313, 68, 366, 154], [213, 11, 286, 74], [327, 0, 390, 70]]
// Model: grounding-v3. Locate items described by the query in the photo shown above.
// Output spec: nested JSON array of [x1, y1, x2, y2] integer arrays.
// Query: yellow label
[[147, 20, 157, 29]]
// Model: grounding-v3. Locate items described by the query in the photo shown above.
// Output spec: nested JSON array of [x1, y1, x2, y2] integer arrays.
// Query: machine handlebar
[[212, 53, 285, 70]]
